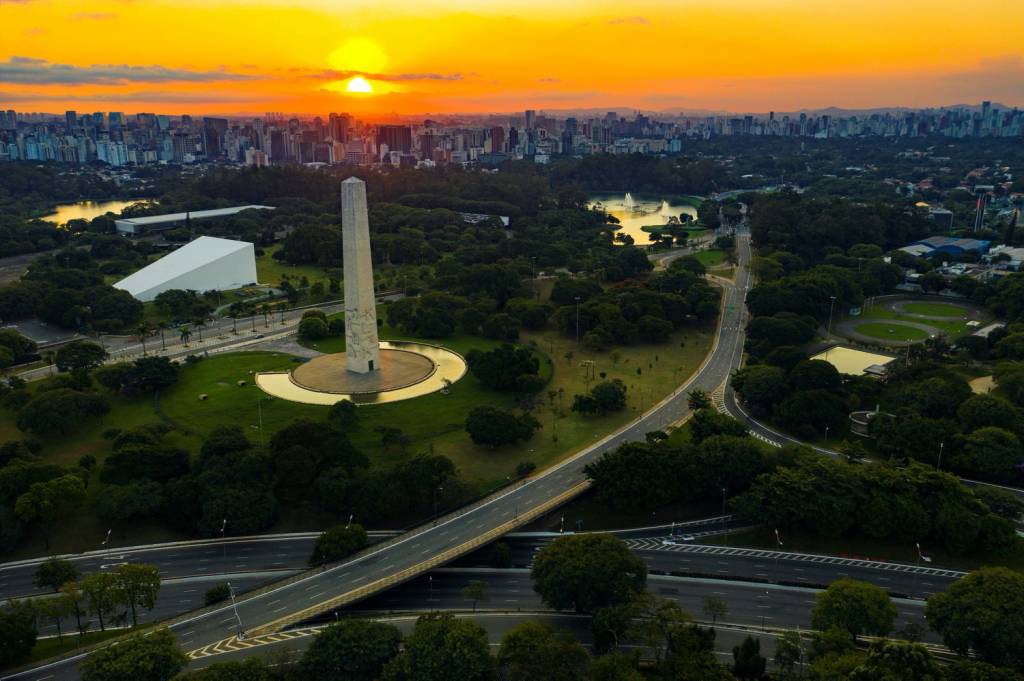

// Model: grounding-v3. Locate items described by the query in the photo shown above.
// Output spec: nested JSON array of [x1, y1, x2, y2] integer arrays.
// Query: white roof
[[116, 205, 273, 228], [114, 236, 255, 299]]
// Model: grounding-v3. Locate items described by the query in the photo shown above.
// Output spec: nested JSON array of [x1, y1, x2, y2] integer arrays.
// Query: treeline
[[0, 163, 123, 256], [749, 190, 932, 266], [550, 152, 728, 196], [584, 407, 1022, 557], [0, 247, 143, 332]]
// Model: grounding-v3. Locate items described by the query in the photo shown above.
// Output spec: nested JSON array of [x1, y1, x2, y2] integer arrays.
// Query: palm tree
[[179, 325, 192, 346], [262, 306, 270, 328], [230, 315, 237, 334], [137, 323, 150, 355], [158, 322, 167, 351], [195, 320, 206, 342]]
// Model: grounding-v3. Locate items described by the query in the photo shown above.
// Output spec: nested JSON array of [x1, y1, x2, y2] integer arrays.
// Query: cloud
[[0, 89, 275, 104], [306, 69, 463, 82], [539, 77, 560, 83], [23, 27, 46, 36], [71, 12, 117, 21], [607, 16, 648, 25], [0, 57, 260, 85]]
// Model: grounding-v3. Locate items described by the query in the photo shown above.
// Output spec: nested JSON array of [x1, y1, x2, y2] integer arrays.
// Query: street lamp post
[[937, 441, 944, 470], [574, 297, 581, 345], [827, 295, 837, 338], [101, 528, 112, 566], [226, 582, 245, 640], [220, 519, 227, 578], [774, 529, 783, 583], [914, 543, 932, 597], [428, 575, 434, 601], [719, 487, 729, 546]]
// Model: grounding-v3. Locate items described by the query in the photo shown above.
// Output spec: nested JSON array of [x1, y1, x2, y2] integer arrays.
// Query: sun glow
[[345, 76, 373, 93], [329, 39, 388, 74]]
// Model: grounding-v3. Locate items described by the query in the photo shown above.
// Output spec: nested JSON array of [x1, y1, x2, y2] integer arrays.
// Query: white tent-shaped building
[[114, 236, 258, 302]]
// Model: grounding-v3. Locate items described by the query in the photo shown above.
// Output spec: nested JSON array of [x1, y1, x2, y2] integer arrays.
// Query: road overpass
[[4, 235, 754, 678]]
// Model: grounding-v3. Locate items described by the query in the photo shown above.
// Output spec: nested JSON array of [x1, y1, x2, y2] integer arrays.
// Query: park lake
[[43, 199, 150, 226], [587, 192, 698, 245]]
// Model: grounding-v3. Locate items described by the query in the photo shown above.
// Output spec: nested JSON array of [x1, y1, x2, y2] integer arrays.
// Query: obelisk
[[341, 177, 380, 374]]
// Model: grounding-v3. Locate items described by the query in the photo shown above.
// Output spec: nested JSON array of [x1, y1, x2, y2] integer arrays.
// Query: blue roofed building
[[903, 236, 991, 257]]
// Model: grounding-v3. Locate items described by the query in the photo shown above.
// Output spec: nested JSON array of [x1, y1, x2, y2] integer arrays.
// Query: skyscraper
[[524, 109, 536, 130], [65, 110, 77, 131], [376, 125, 412, 154], [490, 126, 505, 153]]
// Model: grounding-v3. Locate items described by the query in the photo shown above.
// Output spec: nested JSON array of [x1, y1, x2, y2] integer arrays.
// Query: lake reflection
[[43, 199, 147, 226], [587, 193, 698, 245]]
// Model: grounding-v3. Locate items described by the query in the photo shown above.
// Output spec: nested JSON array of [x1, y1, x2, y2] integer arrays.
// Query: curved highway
[[5, 236, 753, 679]]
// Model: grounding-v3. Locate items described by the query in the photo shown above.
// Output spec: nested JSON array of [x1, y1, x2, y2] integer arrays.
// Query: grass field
[[694, 250, 727, 267], [856, 303, 982, 338], [256, 245, 333, 288], [853, 322, 930, 342], [23, 629, 128, 667], [901, 302, 970, 318], [1, 308, 715, 556]]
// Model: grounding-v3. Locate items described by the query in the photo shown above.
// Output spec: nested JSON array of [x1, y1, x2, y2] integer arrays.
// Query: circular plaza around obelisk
[[255, 177, 467, 406], [255, 341, 468, 406], [291, 346, 435, 394]]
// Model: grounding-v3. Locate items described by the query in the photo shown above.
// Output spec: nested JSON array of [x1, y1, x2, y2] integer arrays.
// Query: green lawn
[[256, 245, 333, 287], [856, 303, 983, 338], [20, 629, 128, 668], [853, 322, 930, 342], [694, 250, 727, 267], [901, 302, 969, 318], [3, 310, 714, 555]]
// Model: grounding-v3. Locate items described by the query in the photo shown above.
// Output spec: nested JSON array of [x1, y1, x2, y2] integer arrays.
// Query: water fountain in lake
[[624, 192, 636, 210]]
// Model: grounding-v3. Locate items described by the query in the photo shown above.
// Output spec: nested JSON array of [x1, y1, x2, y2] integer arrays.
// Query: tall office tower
[[376, 125, 412, 154], [340, 178, 380, 374], [202, 117, 229, 158], [108, 112, 123, 128], [524, 109, 536, 130], [91, 112, 105, 129], [328, 112, 350, 142], [508, 127, 519, 150], [65, 110, 77, 131], [269, 129, 286, 161], [490, 126, 505, 153]]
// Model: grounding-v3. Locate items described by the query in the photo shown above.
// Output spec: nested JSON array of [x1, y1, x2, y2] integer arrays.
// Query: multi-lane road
[[3, 235, 755, 679]]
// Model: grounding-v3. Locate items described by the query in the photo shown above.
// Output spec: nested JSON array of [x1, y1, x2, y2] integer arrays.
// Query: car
[[679, 534, 696, 542]]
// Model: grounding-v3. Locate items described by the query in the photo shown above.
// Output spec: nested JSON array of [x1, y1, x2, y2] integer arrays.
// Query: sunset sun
[[345, 76, 373, 93]]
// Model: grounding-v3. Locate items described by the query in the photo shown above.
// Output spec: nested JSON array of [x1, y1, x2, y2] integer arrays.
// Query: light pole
[[914, 542, 932, 597], [220, 519, 227, 578], [827, 295, 837, 338], [433, 486, 443, 516], [774, 529, 783, 583], [428, 575, 434, 601], [574, 296, 581, 345], [936, 441, 944, 470], [824, 425, 830, 444], [720, 488, 727, 545], [226, 582, 245, 640], [101, 528, 112, 566], [346, 513, 353, 529]]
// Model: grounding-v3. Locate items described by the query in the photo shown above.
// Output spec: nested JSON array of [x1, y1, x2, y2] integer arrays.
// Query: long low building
[[115, 205, 274, 235], [113, 236, 258, 301]]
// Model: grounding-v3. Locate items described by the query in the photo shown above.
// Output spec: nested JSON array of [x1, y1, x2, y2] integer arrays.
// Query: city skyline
[[2, 0, 1023, 115]]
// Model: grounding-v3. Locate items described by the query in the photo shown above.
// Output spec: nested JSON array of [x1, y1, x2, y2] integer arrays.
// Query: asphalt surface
[[3, 234, 755, 679], [186, 569, 934, 672]]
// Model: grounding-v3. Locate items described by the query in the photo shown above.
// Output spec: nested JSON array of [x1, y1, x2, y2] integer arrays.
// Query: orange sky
[[2, 0, 1022, 115]]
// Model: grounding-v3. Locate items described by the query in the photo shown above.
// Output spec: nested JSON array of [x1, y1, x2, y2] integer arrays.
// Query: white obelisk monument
[[341, 177, 380, 374]]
